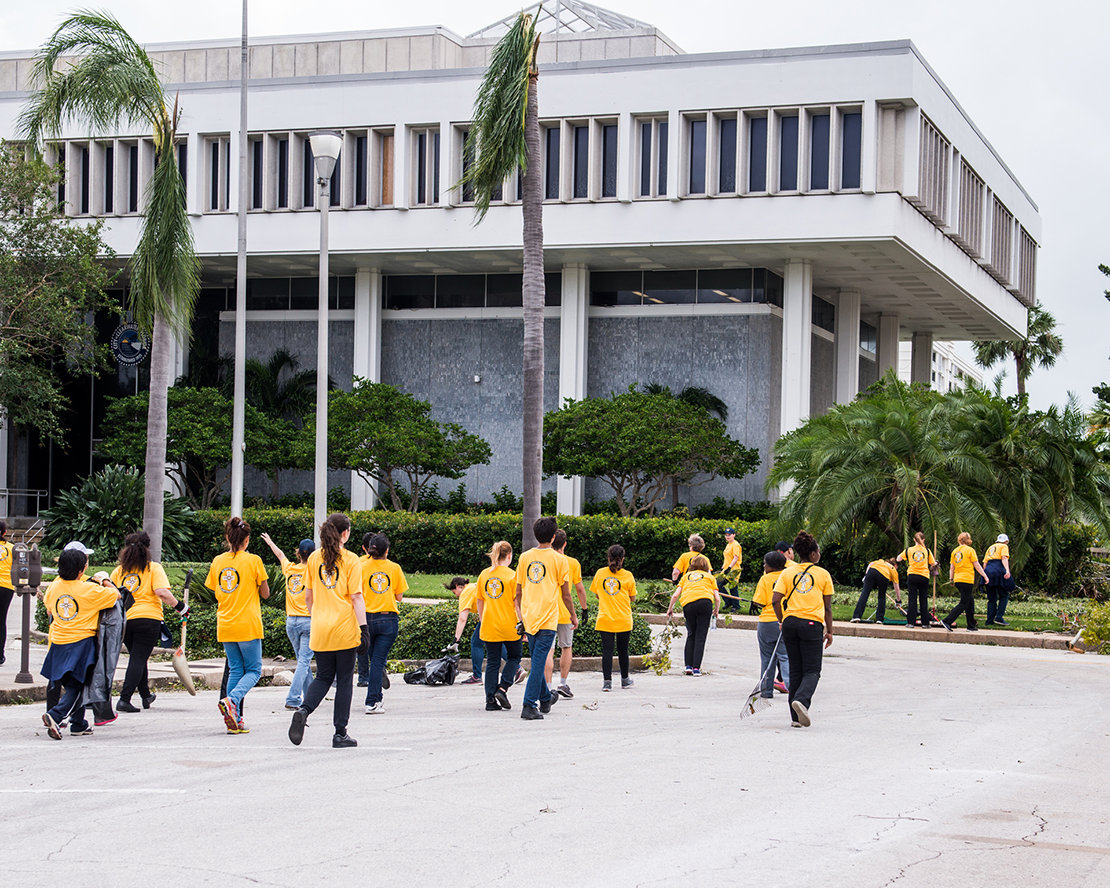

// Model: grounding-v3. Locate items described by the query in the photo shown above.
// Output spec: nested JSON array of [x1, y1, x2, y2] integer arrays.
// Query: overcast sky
[[2, 0, 1105, 411]]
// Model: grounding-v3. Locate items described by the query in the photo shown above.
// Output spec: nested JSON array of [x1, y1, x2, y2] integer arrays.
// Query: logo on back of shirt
[[526, 561, 546, 583], [954, 551, 964, 564], [218, 567, 241, 593], [317, 565, 338, 590], [485, 577, 505, 599], [602, 576, 621, 596], [122, 573, 142, 593], [288, 574, 304, 595], [56, 594, 79, 621], [0, 546, 8, 563], [911, 551, 925, 564], [368, 571, 390, 594], [793, 573, 814, 594]]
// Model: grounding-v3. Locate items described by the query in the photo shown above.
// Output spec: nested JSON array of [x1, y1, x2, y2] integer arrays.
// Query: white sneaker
[[365, 702, 384, 715]]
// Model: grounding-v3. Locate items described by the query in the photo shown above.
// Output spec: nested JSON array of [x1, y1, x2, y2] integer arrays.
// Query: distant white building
[[898, 340, 984, 392], [0, 1, 1039, 511]]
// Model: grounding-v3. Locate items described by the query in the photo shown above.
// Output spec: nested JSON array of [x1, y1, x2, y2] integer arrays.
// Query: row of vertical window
[[46, 140, 185, 216]]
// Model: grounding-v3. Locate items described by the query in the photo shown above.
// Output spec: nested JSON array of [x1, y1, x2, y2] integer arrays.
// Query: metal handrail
[[0, 487, 50, 519]]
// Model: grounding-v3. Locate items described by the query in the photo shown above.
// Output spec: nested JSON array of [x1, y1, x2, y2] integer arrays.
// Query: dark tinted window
[[602, 124, 617, 197], [810, 113, 830, 190], [247, 278, 290, 311], [688, 119, 706, 195], [355, 135, 368, 205], [573, 125, 588, 199], [487, 274, 522, 307], [251, 139, 263, 209], [290, 277, 317, 310], [718, 118, 737, 192], [276, 139, 288, 208], [590, 271, 643, 306], [436, 275, 486, 308], [748, 117, 767, 191], [640, 121, 652, 196], [779, 116, 799, 191], [860, 320, 877, 354], [545, 126, 560, 200], [384, 276, 435, 310], [104, 145, 114, 213], [657, 121, 668, 194], [303, 141, 314, 207], [544, 272, 562, 306], [841, 112, 862, 189], [812, 295, 835, 332], [644, 270, 696, 304], [698, 268, 752, 303]]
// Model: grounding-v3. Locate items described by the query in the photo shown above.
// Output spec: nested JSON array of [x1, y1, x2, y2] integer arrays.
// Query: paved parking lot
[[2, 628, 1108, 887]]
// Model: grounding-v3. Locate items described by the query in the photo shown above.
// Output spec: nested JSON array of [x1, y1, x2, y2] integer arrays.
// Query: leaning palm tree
[[20, 10, 200, 560], [973, 302, 1063, 399], [458, 12, 544, 549]]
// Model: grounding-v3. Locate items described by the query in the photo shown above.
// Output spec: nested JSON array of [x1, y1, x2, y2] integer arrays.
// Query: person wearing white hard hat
[[983, 533, 1014, 627]]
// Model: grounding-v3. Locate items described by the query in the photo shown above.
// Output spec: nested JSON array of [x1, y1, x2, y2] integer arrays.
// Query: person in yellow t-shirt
[[446, 577, 484, 685], [288, 513, 368, 749], [476, 540, 521, 711], [772, 531, 834, 728], [897, 532, 939, 628], [261, 532, 316, 710], [983, 533, 1014, 626], [590, 544, 637, 691], [0, 520, 14, 667], [718, 528, 744, 613], [666, 554, 719, 674], [547, 529, 589, 698], [849, 557, 901, 625], [40, 547, 120, 739], [514, 517, 577, 720], [205, 516, 269, 734], [360, 532, 407, 714], [942, 532, 988, 632], [112, 531, 187, 714], [751, 550, 790, 698], [671, 533, 713, 582]]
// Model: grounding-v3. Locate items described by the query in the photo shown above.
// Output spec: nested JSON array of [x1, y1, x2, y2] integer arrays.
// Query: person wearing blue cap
[[718, 528, 743, 612], [262, 532, 316, 710]]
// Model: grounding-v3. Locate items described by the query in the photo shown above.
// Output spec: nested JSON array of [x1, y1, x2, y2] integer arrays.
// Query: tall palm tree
[[21, 11, 199, 560], [459, 12, 544, 549], [973, 303, 1063, 398]]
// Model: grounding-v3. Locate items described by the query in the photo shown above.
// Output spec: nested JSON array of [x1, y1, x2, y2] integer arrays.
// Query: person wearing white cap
[[983, 533, 1014, 626]]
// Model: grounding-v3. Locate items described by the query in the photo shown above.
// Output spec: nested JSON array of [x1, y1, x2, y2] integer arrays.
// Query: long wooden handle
[[179, 568, 194, 653]]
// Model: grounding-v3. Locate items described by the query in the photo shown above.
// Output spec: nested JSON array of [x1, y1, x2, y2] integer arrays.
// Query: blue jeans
[[285, 616, 314, 706], [523, 629, 556, 708], [48, 675, 88, 733], [223, 639, 263, 708], [984, 563, 1013, 623], [484, 638, 523, 700], [757, 621, 790, 698], [365, 612, 399, 705], [469, 622, 484, 678]]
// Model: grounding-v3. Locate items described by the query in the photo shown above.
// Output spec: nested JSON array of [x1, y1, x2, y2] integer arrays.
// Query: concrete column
[[556, 264, 589, 516], [351, 267, 382, 511], [878, 313, 901, 377], [779, 259, 813, 436], [835, 288, 861, 404], [911, 331, 933, 386]]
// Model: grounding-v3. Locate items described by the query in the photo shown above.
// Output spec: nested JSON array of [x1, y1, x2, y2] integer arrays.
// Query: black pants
[[945, 582, 977, 628], [0, 585, 13, 662], [120, 618, 162, 702], [682, 598, 714, 669], [852, 569, 890, 621], [600, 630, 631, 681], [782, 615, 824, 721], [483, 638, 523, 700], [302, 648, 356, 733], [905, 574, 931, 626]]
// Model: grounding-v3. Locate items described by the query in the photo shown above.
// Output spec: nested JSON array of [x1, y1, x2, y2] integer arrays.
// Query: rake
[[739, 630, 781, 719]]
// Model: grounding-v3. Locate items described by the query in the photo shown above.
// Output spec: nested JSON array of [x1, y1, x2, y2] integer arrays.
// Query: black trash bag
[[403, 666, 427, 685], [404, 653, 459, 686]]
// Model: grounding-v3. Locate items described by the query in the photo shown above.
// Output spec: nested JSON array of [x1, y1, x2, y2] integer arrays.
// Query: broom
[[171, 568, 196, 695]]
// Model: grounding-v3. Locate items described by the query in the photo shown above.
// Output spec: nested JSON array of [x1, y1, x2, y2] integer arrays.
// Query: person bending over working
[[850, 557, 901, 624], [446, 576, 484, 685]]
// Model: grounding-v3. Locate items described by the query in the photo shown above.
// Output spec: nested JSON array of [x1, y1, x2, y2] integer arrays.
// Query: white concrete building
[[0, 1, 1039, 512], [898, 340, 984, 392]]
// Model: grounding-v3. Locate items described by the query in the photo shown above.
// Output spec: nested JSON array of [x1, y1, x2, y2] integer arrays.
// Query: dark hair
[[319, 513, 351, 574], [793, 531, 819, 562], [58, 548, 87, 581], [774, 541, 793, 553], [444, 576, 469, 591], [224, 516, 251, 552], [607, 544, 625, 571], [365, 532, 390, 560], [533, 516, 557, 545], [0, 519, 6, 540], [552, 528, 568, 550], [764, 550, 787, 572], [118, 531, 152, 574]]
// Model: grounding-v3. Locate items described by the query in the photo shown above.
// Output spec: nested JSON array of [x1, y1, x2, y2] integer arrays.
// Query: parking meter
[[12, 543, 42, 684]]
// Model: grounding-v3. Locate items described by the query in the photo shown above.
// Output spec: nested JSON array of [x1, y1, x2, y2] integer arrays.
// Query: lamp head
[[309, 130, 342, 182]]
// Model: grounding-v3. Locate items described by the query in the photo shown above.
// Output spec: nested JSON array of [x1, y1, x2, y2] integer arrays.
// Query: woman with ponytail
[[360, 532, 407, 715], [288, 513, 367, 749], [112, 531, 187, 713], [590, 545, 637, 691], [204, 517, 268, 734], [476, 541, 520, 711]]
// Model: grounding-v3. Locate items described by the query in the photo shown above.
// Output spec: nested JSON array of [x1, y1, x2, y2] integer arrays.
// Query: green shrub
[[1081, 600, 1110, 654]]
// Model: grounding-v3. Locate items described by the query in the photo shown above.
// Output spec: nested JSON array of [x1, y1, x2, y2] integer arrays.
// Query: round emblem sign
[[111, 322, 149, 366]]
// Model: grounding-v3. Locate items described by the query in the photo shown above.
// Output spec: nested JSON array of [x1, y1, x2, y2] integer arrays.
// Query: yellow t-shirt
[[44, 577, 119, 644], [677, 570, 717, 607], [362, 557, 408, 614], [866, 560, 898, 584], [984, 543, 1009, 564], [305, 548, 362, 652], [458, 582, 478, 613], [0, 540, 13, 589], [722, 540, 743, 572], [590, 567, 636, 633], [752, 569, 784, 622], [477, 566, 519, 643], [673, 551, 713, 577], [773, 562, 834, 624], [515, 546, 570, 634], [899, 545, 936, 578], [111, 561, 171, 622], [950, 545, 979, 584], [281, 557, 310, 618], [556, 555, 583, 625], [205, 551, 267, 643]]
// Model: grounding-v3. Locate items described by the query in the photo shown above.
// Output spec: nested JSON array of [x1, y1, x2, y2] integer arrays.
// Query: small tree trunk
[[1015, 354, 1026, 398], [520, 70, 544, 552], [142, 309, 174, 560]]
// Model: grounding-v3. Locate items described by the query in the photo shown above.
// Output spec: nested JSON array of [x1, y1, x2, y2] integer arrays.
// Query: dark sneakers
[[485, 698, 502, 711], [332, 732, 357, 749], [494, 688, 511, 710], [521, 705, 543, 720], [539, 692, 559, 714], [142, 694, 157, 709], [382, 672, 391, 690], [288, 707, 309, 746], [42, 712, 62, 740]]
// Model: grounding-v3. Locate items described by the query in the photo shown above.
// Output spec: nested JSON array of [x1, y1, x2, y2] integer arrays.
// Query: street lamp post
[[309, 131, 342, 543]]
